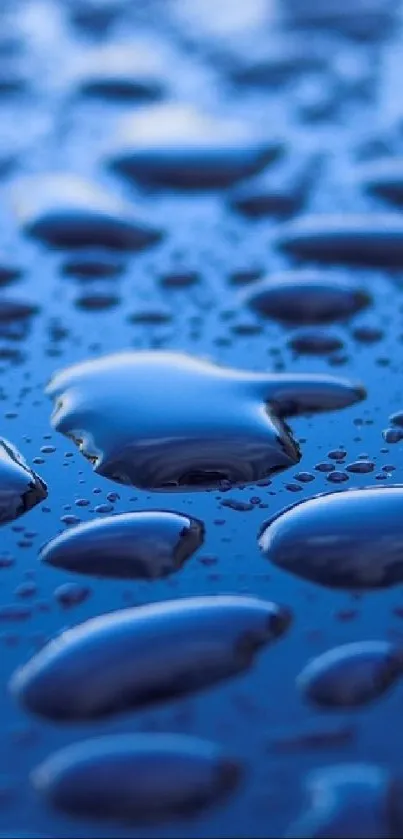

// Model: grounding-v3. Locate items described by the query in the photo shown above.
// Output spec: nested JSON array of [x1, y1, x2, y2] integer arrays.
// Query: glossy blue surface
[[1, 0, 403, 836]]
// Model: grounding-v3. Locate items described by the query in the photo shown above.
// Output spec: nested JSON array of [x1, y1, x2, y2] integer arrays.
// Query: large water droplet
[[46, 351, 364, 490], [108, 103, 281, 189], [260, 486, 403, 589], [359, 157, 403, 206], [40, 511, 204, 579], [0, 438, 47, 524], [32, 734, 241, 824], [10, 595, 291, 720]]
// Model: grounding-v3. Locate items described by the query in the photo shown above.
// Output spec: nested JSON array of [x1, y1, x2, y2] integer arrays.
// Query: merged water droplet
[[277, 214, 403, 266], [46, 351, 365, 490], [13, 174, 162, 251], [260, 487, 403, 589], [32, 734, 241, 824], [10, 595, 291, 721], [40, 511, 204, 579], [285, 763, 401, 839], [298, 641, 403, 709], [0, 438, 47, 524], [243, 272, 370, 324], [108, 103, 281, 189]]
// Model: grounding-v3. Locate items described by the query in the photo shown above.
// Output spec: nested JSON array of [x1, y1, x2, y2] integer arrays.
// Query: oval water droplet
[[285, 763, 399, 838], [108, 103, 281, 189], [260, 487, 403, 589], [41, 511, 204, 579], [288, 328, 344, 355], [13, 174, 162, 251], [0, 438, 47, 524], [61, 250, 125, 279], [10, 595, 291, 720], [298, 641, 403, 709], [277, 214, 403, 266], [32, 734, 241, 824], [244, 272, 370, 324], [46, 351, 365, 490]]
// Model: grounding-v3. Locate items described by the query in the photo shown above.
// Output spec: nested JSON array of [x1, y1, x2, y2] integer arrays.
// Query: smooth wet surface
[[2, 0, 403, 836]]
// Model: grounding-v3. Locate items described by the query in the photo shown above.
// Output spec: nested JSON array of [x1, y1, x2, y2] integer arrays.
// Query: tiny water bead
[[46, 351, 365, 490], [10, 596, 291, 721], [298, 641, 403, 709], [0, 439, 47, 524], [260, 487, 403, 589], [32, 734, 241, 824], [40, 511, 205, 579]]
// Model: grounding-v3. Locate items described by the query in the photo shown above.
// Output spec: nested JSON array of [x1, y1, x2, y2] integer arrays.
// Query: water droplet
[[32, 734, 241, 824], [0, 439, 47, 525], [285, 763, 400, 838], [54, 583, 91, 608], [61, 250, 125, 279], [260, 486, 403, 589], [46, 351, 365, 490], [244, 272, 369, 324], [13, 174, 162, 251], [75, 292, 120, 311], [10, 595, 291, 720], [298, 641, 403, 708], [359, 157, 403, 206], [108, 103, 281, 189], [346, 460, 375, 473], [41, 511, 204, 579], [277, 214, 403, 266], [229, 152, 319, 217], [288, 327, 344, 355], [75, 43, 166, 102]]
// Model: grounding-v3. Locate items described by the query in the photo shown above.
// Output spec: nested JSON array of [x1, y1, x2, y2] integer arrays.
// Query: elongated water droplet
[[10, 595, 291, 721], [40, 511, 204, 579]]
